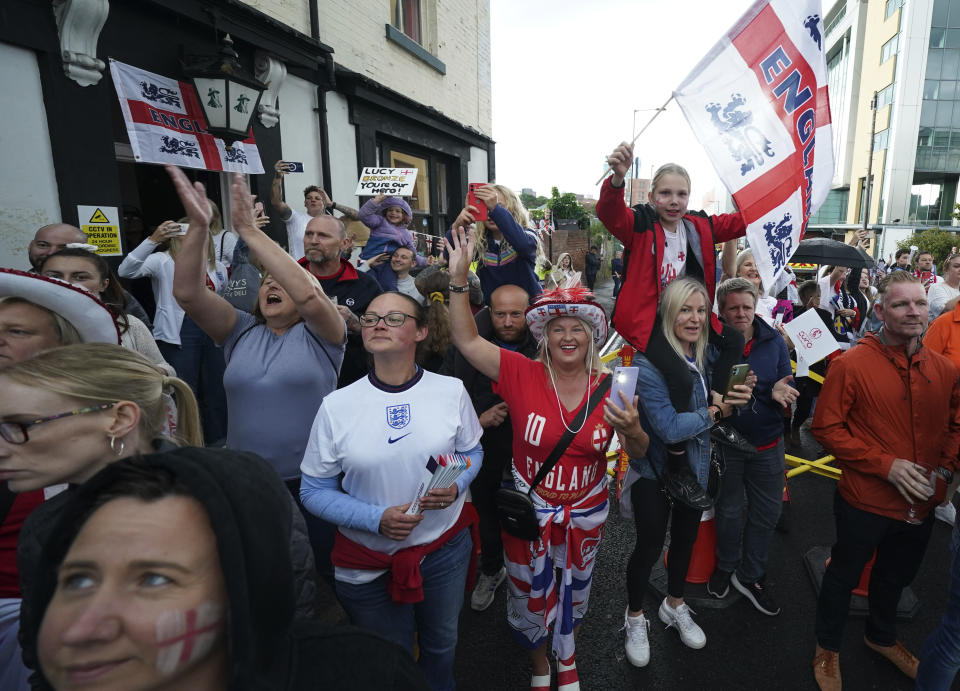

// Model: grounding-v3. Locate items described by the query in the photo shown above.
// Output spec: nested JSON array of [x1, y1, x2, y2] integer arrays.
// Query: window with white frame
[[881, 34, 899, 63]]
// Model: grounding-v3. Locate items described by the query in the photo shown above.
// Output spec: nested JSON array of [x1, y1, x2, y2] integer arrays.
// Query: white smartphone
[[609, 366, 639, 410], [173, 223, 189, 236]]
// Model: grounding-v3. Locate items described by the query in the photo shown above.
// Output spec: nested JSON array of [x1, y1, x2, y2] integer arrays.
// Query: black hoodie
[[20, 447, 426, 690]]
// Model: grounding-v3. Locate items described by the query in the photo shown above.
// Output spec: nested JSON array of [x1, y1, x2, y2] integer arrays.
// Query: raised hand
[[607, 141, 634, 185], [473, 184, 499, 211], [443, 225, 476, 283], [165, 165, 212, 229], [229, 172, 258, 235]]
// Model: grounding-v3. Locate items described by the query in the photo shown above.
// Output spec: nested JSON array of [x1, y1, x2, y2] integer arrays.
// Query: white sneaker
[[658, 599, 706, 649], [470, 566, 506, 611], [936, 502, 957, 526], [623, 609, 650, 667]]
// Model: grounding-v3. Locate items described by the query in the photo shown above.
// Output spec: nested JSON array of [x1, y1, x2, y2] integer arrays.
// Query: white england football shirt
[[660, 223, 688, 290], [301, 369, 482, 583]]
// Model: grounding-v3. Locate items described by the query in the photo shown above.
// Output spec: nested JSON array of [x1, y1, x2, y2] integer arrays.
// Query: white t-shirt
[[285, 209, 311, 260], [928, 281, 960, 321], [213, 229, 238, 269], [818, 275, 837, 320], [660, 223, 687, 290], [396, 274, 424, 304], [301, 370, 483, 584]]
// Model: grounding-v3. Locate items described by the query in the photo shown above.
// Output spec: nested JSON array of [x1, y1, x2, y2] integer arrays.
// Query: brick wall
[[241, 0, 492, 136], [548, 228, 589, 270]]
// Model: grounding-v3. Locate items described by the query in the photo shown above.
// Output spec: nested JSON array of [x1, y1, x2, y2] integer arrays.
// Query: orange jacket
[[924, 303, 960, 370], [812, 332, 960, 521]]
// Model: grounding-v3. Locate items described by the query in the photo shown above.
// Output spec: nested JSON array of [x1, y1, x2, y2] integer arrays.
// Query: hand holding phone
[[608, 366, 639, 411], [725, 363, 750, 396], [467, 183, 489, 222]]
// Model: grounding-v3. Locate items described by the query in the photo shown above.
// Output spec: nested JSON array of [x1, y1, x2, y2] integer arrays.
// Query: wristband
[[707, 405, 721, 423], [326, 203, 336, 212], [449, 283, 470, 293], [937, 466, 954, 483]]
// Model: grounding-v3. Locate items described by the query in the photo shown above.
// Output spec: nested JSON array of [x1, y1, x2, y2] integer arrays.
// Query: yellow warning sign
[[77, 205, 122, 256], [88, 208, 111, 224]]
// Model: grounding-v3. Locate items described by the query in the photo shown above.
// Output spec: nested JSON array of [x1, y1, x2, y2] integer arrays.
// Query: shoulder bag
[[495, 377, 611, 540]]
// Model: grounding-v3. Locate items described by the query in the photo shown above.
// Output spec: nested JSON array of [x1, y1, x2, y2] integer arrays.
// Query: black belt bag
[[495, 378, 611, 540]]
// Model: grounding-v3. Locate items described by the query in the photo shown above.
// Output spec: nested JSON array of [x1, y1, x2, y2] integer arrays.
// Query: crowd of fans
[[1, 148, 960, 691]]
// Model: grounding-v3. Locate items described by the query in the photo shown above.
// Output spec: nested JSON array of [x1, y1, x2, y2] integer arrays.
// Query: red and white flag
[[109, 59, 264, 174], [674, 0, 833, 293]]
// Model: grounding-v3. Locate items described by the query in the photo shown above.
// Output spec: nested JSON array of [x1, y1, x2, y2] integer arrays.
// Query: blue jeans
[[715, 439, 785, 583], [917, 520, 960, 689], [335, 528, 470, 691], [158, 315, 227, 444]]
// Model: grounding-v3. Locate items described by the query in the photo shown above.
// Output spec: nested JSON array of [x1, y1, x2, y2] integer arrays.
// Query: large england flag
[[109, 59, 264, 175], [674, 1, 833, 294]]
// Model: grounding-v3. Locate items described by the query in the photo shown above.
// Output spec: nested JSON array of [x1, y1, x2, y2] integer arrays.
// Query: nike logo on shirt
[[388, 433, 411, 444]]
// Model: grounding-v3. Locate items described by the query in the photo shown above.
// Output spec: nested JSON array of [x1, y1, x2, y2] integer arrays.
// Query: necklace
[[547, 364, 591, 435]]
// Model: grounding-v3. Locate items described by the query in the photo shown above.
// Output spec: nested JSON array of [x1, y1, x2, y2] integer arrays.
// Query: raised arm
[[166, 166, 238, 344], [117, 223, 181, 279], [320, 189, 359, 220], [720, 239, 738, 281], [271, 160, 293, 221], [444, 226, 501, 381], [229, 173, 345, 344]]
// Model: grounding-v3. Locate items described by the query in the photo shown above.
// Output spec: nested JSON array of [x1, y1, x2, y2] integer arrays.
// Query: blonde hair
[[536, 317, 606, 386], [1, 344, 203, 447], [474, 185, 533, 260], [0, 297, 82, 347], [169, 224, 217, 271], [651, 163, 691, 195], [659, 277, 710, 371], [735, 248, 763, 291]]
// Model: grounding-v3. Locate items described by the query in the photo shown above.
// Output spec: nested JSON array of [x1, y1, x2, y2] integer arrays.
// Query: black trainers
[[731, 573, 781, 616], [707, 569, 732, 599], [662, 465, 713, 511]]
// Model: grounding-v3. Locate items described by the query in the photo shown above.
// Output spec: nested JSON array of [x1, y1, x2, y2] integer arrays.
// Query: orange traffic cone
[[664, 511, 718, 584]]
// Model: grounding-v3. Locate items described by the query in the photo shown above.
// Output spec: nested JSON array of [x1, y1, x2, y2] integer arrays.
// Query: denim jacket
[[629, 351, 716, 489]]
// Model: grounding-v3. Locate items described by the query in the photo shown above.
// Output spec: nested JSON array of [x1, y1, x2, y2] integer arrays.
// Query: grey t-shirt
[[223, 310, 346, 479]]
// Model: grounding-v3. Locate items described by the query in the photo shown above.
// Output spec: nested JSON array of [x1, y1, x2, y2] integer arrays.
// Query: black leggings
[[626, 478, 704, 611]]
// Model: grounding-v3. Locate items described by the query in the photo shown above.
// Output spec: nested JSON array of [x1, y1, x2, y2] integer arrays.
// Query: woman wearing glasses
[[167, 167, 346, 575], [0, 343, 201, 686], [300, 290, 484, 691]]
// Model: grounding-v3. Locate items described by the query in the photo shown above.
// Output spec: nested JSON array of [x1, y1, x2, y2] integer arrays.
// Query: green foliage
[[520, 192, 549, 210], [529, 209, 545, 223], [953, 202, 960, 221], [547, 186, 588, 225], [896, 227, 959, 264]]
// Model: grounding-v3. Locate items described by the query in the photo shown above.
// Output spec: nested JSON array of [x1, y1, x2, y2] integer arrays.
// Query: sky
[[489, 0, 760, 209]]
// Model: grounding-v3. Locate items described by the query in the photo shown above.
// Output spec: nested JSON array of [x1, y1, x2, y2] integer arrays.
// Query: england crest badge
[[386, 404, 411, 429]]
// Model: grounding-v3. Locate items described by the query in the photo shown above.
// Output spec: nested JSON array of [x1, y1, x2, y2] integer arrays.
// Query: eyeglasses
[[358, 312, 418, 328], [0, 403, 116, 445]]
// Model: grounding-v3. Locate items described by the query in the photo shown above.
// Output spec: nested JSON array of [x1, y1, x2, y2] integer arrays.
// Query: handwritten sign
[[782, 308, 840, 373], [354, 167, 418, 196]]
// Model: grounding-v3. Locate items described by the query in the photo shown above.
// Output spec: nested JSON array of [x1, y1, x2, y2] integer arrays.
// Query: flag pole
[[595, 95, 675, 186]]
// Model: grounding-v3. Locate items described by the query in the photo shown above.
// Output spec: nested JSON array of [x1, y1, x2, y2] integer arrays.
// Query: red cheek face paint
[[154, 602, 224, 676]]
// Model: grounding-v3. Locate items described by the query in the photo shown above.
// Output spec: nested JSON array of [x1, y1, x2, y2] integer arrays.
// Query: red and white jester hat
[[525, 284, 608, 347]]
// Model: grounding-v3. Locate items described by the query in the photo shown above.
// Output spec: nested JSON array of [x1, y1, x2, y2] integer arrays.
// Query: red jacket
[[812, 332, 960, 521], [595, 177, 745, 350]]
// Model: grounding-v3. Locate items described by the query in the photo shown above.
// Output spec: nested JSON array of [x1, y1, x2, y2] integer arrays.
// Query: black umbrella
[[790, 237, 875, 269]]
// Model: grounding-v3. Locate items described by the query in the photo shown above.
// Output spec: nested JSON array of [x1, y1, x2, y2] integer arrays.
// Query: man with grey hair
[[297, 214, 380, 387], [810, 271, 960, 690], [708, 277, 797, 617]]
